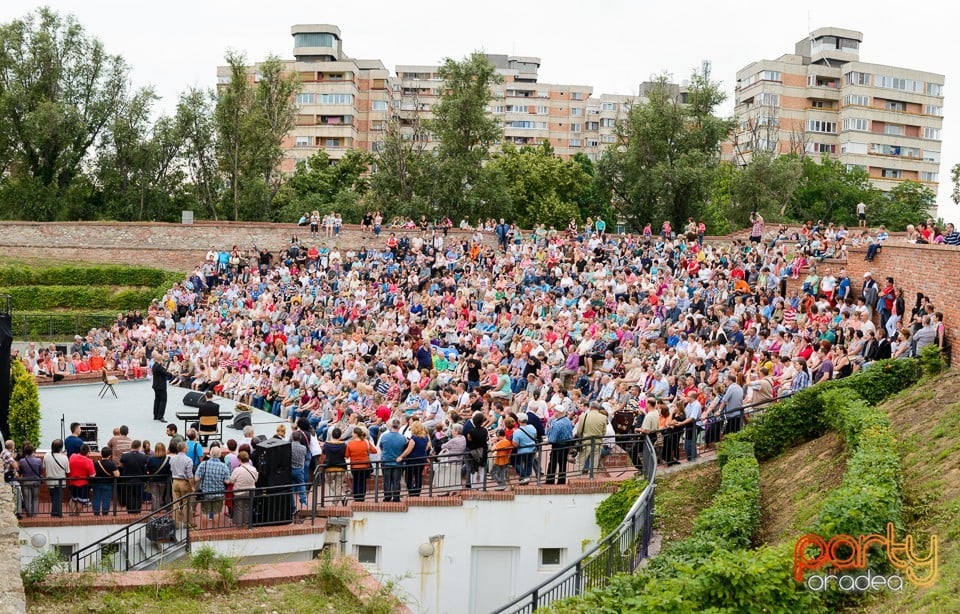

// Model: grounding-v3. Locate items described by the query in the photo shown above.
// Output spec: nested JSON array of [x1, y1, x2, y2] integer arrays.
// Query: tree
[[215, 51, 253, 221], [729, 152, 803, 226], [426, 52, 503, 217], [597, 68, 735, 231], [0, 8, 133, 220], [274, 149, 372, 222], [175, 88, 221, 220], [8, 360, 40, 447], [871, 181, 936, 230], [951, 163, 960, 207], [789, 156, 877, 225], [367, 104, 432, 219]]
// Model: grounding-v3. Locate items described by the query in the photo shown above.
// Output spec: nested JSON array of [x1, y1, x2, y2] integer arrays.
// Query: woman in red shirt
[[68, 445, 96, 514]]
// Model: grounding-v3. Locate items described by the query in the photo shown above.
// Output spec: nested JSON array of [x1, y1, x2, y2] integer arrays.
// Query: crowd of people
[[3, 213, 953, 518]]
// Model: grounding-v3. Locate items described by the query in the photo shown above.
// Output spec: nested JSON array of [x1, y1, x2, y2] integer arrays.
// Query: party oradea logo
[[794, 523, 938, 592]]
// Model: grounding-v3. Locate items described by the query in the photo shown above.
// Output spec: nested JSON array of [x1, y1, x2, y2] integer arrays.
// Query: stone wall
[[0, 485, 26, 613]]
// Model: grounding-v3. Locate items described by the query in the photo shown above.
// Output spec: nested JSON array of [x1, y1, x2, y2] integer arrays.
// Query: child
[[491, 429, 513, 491]]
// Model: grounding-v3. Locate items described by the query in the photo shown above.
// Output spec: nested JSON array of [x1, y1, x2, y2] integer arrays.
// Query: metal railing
[[12, 475, 173, 518], [69, 481, 317, 572], [491, 436, 657, 614]]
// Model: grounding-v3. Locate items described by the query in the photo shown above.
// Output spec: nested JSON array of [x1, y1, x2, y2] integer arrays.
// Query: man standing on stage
[[151, 352, 172, 422]]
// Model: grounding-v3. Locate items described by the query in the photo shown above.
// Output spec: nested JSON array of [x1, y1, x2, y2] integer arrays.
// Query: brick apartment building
[[217, 24, 659, 171], [722, 27, 945, 195]]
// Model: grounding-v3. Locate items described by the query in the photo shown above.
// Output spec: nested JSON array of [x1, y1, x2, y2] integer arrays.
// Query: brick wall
[[0, 221, 741, 273], [843, 243, 959, 365]]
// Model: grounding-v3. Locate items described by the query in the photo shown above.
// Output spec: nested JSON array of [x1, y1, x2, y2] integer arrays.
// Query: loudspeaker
[[255, 438, 292, 487], [182, 391, 205, 408], [229, 412, 252, 430]]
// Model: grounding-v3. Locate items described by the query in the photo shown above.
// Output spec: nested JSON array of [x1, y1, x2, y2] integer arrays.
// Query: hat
[[863, 272, 872, 278]]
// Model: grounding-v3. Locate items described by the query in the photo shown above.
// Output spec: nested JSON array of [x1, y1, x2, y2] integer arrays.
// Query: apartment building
[[724, 27, 945, 194], [222, 24, 654, 171]]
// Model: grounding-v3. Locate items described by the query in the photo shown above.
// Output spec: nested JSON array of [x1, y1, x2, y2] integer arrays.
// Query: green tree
[[871, 180, 935, 230], [9, 360, 40, 447], [0, 8, 133, 220], [426, 52, 503, 217], [274, 149, 372, 222], [789, 156, 877, 225], [951, 162, 960, 207], [597, 69, 734, 231], [367, 112, 432, 219], [214, 52, 298, 220], [176, 88, 222, 220], [729, 152, 803, 227]]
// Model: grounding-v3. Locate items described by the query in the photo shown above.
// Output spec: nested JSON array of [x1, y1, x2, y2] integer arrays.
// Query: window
[[927, 82, 943, 96], [880, 168, 902, 179], [506, 121, 547, 129], [295, 136, 310, 147], [884, 124, 904, 136], [586, 121, 599, 131], [842, 118, 868, 132], [601, 118, 616, 128], [356, 545, 380, 565], [756, 93, 780, 106], [570, 123, 581, 133], [756, 138, 777, 152], [811, 100, 830, 109], [569, 138, 581, 147], [757, 115, 779, 127], [294, 32, 335, 48], [921, 171, 939, 182], [372, 100, 388, 111], [871, 144, 919, 158], [844, 71, 871, 86], [54, 544, 76, 560], [807, 120, 837, 133], [875, 76, 924, 93], [571, 92, 584, 100], [318, 93, 353, 105], [885, 101, 905, 112], [539, 548, 564, 568], [807, 143, 836, 154], [923, 150, 940, 163], [841, 141, 868, 155], [586, 106, 600, 115], [843, 94, 870, 107], [602, 135, 616, 143], [587, 139, 599, 147], [925, 105, 943, 116], [371, 141, 385, 153], [746, 70, 782, 83], [601, 102, 617, 111], [924, 127, 942, 140], [296, 93, 315, 105], [571, 107, 582, 116], [536, 106, 549, 115]]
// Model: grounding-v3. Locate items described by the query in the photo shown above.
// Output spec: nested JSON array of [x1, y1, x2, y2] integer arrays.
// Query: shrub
[[595, 477, 647, 536], [0, 286, 164, 311], [11, 312, 118, 341], [919, 344, 947, 377], [9, 360, 40, 446], [0, 265, 180, 287], [21, 549, 65, 596]]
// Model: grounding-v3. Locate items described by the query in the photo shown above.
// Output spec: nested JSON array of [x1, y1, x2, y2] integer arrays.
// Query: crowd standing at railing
[[3, 213, 953, 519]]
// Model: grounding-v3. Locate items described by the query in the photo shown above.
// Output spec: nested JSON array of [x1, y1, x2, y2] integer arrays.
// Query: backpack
[[611, 409, 636, 435]]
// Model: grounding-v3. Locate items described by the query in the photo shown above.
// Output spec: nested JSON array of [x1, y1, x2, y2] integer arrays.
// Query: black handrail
[[490, 436, 657, 614]]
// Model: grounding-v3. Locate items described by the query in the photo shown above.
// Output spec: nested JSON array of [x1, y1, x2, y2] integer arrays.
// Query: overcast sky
[[3, 0, 957, 220]]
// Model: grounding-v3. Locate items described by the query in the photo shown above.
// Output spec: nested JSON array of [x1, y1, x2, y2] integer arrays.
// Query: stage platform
[[38, 380, 287, 451]]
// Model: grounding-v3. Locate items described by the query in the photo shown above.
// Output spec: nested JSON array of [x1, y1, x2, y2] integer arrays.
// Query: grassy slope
[[863, 370, 960, 613], [653, 462, 722, 544], [758, 430, 848, 545]]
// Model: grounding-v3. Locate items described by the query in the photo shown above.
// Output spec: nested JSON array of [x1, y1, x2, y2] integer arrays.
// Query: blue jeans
[[291, 468, 307, 509], [684, 426, 698, 461], [383, 466, 403, 502], [49, 485, 64, 517], [515, 452, 534, 480], [92, 484, 113, 515]]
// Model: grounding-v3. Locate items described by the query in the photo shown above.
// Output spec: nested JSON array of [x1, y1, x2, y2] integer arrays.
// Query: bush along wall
[[552, 360, 921, 613], [0, 265, 181, 287]]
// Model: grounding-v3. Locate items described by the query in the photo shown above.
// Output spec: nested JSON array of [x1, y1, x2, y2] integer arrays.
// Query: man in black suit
[[151, 352, 172, 421], [197, 390, 221, 446]]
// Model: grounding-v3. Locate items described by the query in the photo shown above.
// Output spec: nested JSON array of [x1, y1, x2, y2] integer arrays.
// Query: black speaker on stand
[[0, 295, 12, 441], [254, 438, 292, 526]]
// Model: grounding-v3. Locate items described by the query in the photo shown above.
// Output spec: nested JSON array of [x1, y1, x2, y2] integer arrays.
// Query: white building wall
[[347, 493, 607, 614]]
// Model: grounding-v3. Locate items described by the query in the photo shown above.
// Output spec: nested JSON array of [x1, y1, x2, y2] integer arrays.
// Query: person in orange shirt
[[89, 350, 105, 372], [490, 429, 513, 491]]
